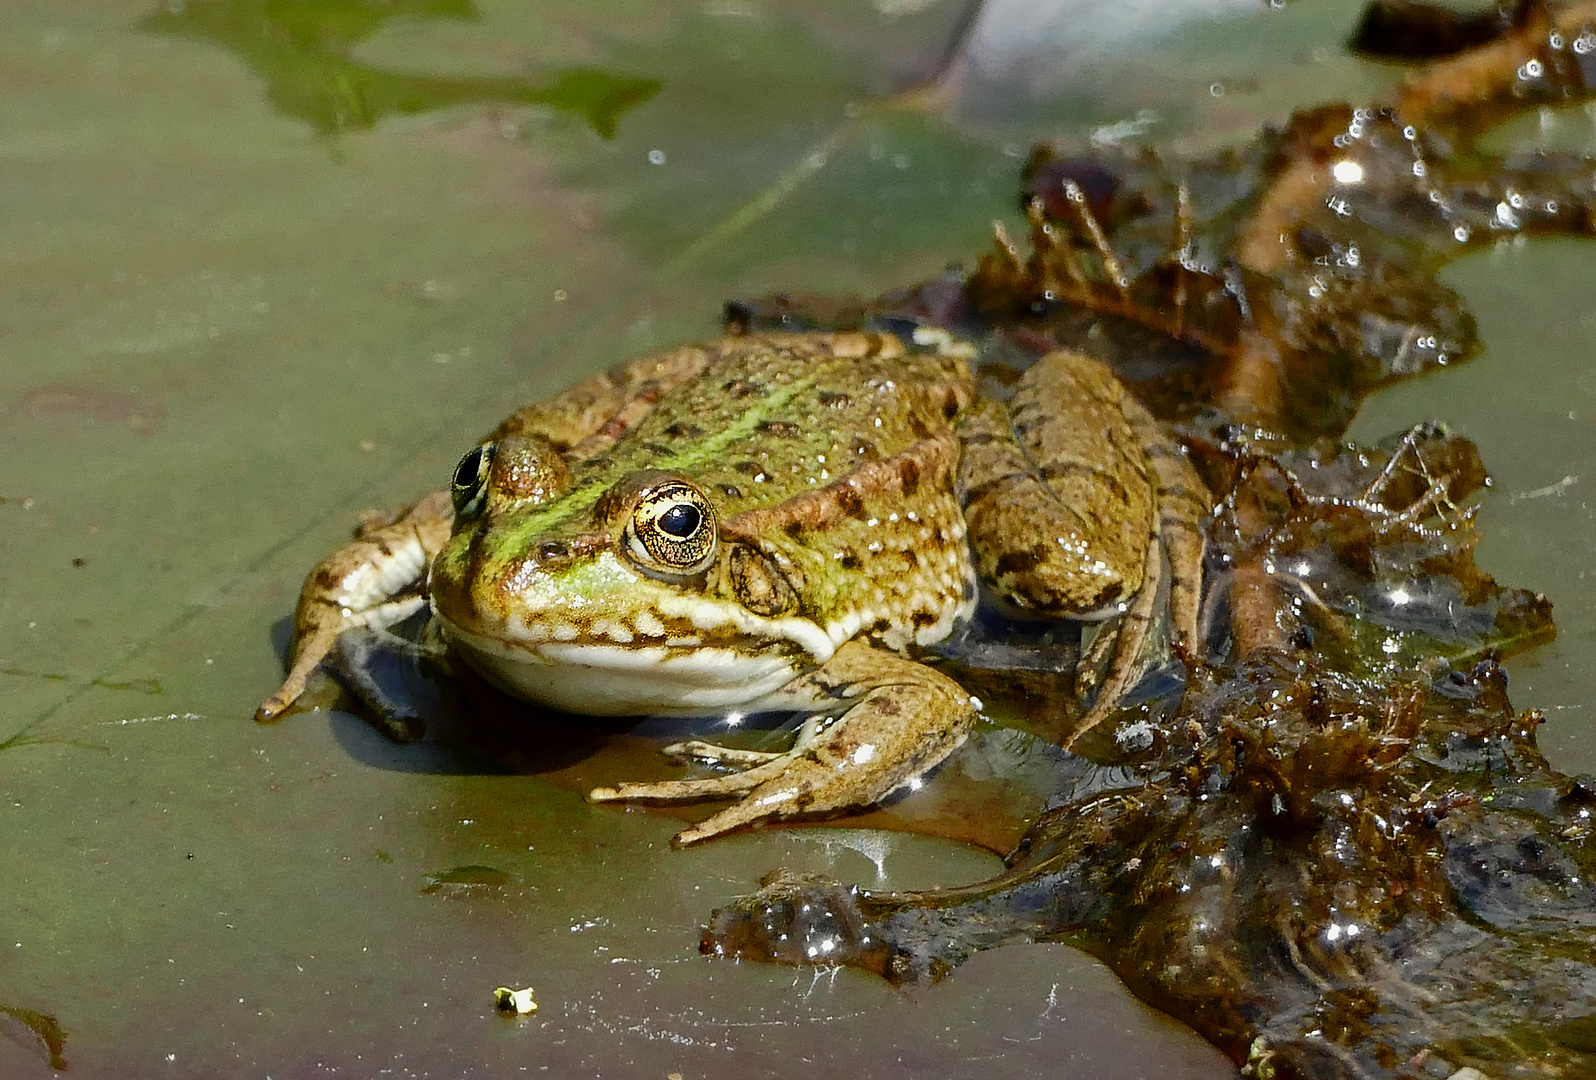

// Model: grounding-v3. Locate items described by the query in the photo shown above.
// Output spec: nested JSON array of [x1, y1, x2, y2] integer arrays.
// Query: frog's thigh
[[959, 353, 1155, 619], [256, 487, 453, 722], [591, 642, 978, 846]]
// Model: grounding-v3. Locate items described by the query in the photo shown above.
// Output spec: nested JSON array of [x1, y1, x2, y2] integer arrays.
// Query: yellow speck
[[494, 986, 538, 1015]]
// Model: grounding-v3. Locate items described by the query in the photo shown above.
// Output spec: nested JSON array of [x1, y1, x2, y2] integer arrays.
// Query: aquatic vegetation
[[707, 2, 1596, 1076], [705, 429, 1571, 1078], [142, 0, 660, 137]]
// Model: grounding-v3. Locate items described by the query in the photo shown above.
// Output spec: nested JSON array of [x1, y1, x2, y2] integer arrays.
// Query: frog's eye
[[625, 481, 717, 576], [451, 442, 495, 518]]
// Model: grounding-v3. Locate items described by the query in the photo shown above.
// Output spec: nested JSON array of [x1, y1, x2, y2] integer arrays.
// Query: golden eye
[[625, 481, 717, 575], [450, 442, 495, 518]]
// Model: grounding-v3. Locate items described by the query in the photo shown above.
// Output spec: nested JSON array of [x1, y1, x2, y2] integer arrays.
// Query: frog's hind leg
[[961, 348, 1210, 747], [957, 379, 1153, 620], [959, 352, 1162, 742], [1141, 431, 1210, 661], [588, 643, 977, 847], [1069, 435, 1209, 747], [1065, 534, 1162, 750]]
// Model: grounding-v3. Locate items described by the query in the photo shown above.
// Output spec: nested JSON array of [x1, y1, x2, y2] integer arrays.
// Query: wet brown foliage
[[710, 2, 1596, 1077]]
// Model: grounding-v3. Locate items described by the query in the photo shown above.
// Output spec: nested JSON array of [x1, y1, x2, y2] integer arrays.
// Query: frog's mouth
[[430, 544, 842, 715], [438, 623, 818, 716]]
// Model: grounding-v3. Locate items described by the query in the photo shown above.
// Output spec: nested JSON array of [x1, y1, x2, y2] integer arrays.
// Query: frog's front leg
[[587, 641, 979, 847], [255, 488, 453, 722]]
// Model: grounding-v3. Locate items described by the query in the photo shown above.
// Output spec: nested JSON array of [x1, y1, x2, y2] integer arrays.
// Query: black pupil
[[453, 446, 485, 490], [658, 503, 701, 538]]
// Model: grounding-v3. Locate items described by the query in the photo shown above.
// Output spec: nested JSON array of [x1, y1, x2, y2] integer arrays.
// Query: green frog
[[257, 331, 1207, 845]]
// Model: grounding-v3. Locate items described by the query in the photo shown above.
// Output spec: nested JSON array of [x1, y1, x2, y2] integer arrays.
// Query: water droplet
[[1331, 159, 1364, 185]]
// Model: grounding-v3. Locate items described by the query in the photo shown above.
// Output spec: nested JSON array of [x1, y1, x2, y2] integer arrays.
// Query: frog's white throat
[[439, 626, 821, 716]]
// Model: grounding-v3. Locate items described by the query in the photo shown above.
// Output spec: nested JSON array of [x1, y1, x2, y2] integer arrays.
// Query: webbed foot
[[587, 641, 979, 845]]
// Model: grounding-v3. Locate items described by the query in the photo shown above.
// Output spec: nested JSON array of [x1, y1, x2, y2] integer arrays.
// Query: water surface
[[4, 1, 1593, 1075]]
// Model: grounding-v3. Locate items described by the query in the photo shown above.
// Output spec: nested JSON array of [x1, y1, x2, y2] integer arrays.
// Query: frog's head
[[429, 436, 831, 716]]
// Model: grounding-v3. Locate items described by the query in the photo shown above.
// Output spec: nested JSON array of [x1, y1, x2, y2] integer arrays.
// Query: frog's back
[[608, 333, 980, 652], [586, 334, 962, 505]]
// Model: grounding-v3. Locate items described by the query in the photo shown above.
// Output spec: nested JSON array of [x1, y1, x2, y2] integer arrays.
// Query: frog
[[257, 331, 1208, 846]]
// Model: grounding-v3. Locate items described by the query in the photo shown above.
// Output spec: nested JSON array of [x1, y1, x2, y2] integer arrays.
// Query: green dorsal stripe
[[652, 372, 820, 471], [490, 369, 822, 545]]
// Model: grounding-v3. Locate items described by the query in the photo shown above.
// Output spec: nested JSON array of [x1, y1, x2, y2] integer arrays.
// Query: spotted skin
[[260, 332, 1207, 842]]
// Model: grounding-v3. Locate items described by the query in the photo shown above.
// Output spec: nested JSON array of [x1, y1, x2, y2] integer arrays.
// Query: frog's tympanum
[[258, 331, 1206, 844]]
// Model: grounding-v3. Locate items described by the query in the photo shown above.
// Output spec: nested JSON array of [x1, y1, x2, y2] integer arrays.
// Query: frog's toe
[[671, 800, 777, 847], [661, 739, 784, 768], [677, 740, 954, 846], [669, 768, 844, 845], [255, 626, 338, 723], [591, 746, 894, 847], [254, 685, 301, 724], [587, 754, 794, 806]]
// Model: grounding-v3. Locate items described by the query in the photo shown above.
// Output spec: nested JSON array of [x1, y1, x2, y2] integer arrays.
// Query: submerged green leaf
[[142, 0, 659, 137]]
